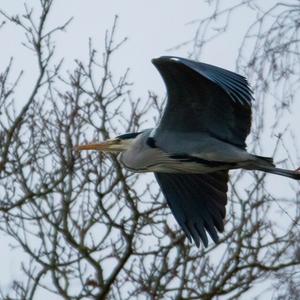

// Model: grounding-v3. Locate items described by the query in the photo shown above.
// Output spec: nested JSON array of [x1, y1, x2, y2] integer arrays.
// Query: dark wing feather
[[155, 171, 228, 247], [152, 56, 253, 149]]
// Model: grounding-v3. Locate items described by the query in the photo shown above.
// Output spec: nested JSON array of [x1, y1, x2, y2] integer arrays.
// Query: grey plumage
[[78, 56, 300, 247], [155, 171, 228, 247]]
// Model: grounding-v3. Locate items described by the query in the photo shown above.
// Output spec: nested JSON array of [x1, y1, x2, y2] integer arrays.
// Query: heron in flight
[[77, 56, 300, 247]]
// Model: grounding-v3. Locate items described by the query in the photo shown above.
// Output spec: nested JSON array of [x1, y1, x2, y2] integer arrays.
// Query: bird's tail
[[252, 155, 300, 180], [256, 166, 300, 180]]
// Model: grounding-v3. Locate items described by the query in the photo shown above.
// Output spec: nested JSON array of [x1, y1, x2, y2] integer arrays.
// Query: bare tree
[[0, 1, 299, 299], [177, 1, 300, 298]]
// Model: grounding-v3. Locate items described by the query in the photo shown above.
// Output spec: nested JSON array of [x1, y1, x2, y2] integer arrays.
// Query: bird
[[77, 56, 300, 247]]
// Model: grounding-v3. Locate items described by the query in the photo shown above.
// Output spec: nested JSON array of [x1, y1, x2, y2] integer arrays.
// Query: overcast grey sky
[[0, 1, 257, 102], [1, 1, 296, 198], [0, 2, 219, 296], [0, 1, 299, 299]]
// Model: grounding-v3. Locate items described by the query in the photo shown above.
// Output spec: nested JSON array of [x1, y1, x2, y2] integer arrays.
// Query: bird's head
[[76, 132, 141, 153]]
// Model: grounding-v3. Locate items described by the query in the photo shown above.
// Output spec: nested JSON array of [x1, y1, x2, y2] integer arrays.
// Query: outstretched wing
[[152, 56, 253, 150], [155, 171, 228, 247]]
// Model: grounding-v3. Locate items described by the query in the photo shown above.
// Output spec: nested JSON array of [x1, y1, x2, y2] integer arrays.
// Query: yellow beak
[[76, 142, 110, 151], [75, 139, 125, 152]]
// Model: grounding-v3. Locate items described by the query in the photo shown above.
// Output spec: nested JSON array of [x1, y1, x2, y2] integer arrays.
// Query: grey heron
[[77, 56, 300, 247]]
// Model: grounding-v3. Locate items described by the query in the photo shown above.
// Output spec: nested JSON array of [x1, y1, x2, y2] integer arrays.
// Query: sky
[[0, 0, 299, 299], [0, 0, 256, 104]]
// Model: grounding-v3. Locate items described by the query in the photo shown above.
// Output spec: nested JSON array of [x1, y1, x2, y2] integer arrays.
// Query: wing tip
[[152, 55, 254, 107], [152, 56, 181, 66]]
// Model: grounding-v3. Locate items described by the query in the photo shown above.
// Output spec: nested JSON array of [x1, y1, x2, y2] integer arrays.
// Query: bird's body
[[78, 56, 300, 247], [119, 129, 256, 174]]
